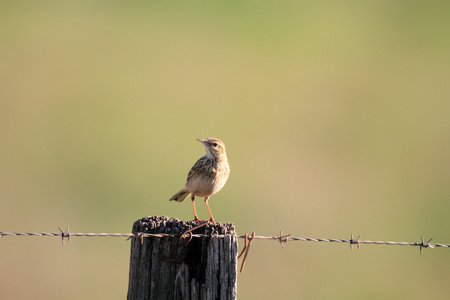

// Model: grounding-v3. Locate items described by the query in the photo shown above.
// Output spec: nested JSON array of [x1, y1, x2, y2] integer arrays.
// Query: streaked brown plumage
[[169, 138, 230, 223]]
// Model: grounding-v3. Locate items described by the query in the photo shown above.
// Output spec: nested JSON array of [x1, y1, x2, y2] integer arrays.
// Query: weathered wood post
[[127, 216, 238, 300]]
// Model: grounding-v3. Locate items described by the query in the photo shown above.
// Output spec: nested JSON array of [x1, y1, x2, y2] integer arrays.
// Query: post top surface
[[133, 216, 235, 235]]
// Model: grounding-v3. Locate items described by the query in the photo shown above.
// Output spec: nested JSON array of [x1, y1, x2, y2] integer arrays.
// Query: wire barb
[[58, 226, 70, 246], [138, 233, 145, 244], [419, 236, 435, 256], [277, 230, 291, 248], [350, 234, 361, 250]]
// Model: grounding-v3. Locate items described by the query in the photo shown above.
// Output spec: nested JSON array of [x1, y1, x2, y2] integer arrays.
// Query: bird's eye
[[213, 143, 218, 147]]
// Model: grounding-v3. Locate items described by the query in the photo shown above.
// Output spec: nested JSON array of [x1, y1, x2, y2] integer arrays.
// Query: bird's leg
[[191, 195, 202, 222], [204, 196, 215, 223]]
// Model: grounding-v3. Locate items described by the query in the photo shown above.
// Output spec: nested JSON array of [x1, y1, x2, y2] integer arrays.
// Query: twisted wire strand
[[1, 231, 449, 249]]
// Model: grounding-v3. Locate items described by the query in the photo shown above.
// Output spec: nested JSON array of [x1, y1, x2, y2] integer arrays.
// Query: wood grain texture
[[127, 216, 237, 300]]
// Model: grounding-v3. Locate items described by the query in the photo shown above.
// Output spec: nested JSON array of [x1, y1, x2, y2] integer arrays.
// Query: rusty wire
[[238, 232, 255, 273]]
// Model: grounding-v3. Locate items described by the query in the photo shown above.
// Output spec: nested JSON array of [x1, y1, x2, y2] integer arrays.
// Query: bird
[[169, 138, 230, 223]]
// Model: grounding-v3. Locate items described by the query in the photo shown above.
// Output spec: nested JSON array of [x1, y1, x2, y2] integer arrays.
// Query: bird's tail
[[169, 188, 190, 202]]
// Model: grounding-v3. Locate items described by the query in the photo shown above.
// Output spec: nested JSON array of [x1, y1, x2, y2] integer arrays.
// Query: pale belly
[[186, 174, 229, 197]]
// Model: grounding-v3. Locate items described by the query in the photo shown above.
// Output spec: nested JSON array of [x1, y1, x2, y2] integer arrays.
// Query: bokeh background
[[1, 1, 449, 299]]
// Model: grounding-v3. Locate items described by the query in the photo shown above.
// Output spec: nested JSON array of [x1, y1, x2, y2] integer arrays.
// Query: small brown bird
[[169, 138, 230, 223]]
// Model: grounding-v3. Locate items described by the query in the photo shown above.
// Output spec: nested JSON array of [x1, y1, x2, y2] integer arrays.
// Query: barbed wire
[[1, 228, 448, 253], [2, 227, 448, 272]]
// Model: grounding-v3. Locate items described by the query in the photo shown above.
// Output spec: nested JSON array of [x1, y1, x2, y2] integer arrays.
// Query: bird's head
[[197, 138, 227, 159]]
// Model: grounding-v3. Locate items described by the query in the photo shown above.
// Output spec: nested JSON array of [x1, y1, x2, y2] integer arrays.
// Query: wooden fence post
[[127, 216, 238, 300]]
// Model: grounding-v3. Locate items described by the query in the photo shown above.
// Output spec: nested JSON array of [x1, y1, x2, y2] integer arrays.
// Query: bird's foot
[[193, 216, 206, 223]]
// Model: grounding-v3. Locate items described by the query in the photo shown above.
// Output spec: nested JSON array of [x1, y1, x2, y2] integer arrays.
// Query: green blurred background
[[1, 1, 449, 299]]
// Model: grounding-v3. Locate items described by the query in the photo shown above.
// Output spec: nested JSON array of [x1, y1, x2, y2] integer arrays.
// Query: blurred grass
[[1, 1, 450, 299]]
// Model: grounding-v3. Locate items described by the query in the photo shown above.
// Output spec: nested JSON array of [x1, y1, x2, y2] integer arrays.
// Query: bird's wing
[[186, 156, 207, 184]]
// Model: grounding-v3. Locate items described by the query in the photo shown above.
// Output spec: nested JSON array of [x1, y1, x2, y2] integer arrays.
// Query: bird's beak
[[197, 138, 206, 144]]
